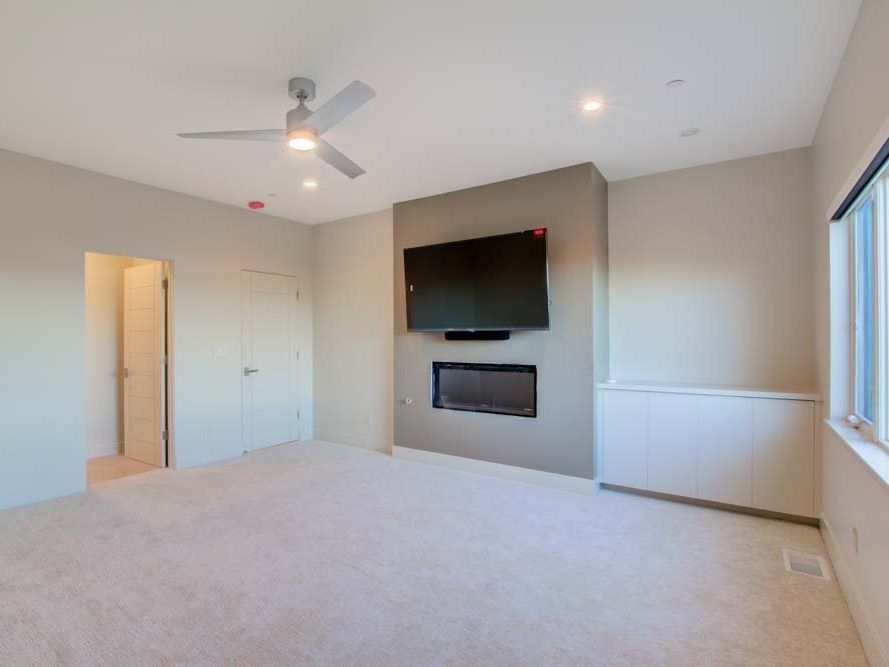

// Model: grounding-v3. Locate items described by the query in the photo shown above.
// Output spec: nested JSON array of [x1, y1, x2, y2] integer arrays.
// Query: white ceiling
[[0, 0, 860, 224]]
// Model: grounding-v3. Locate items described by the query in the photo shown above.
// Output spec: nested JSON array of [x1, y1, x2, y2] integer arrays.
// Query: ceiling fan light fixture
[[178, 77, 375, 178], [287, 128, 318, 151]]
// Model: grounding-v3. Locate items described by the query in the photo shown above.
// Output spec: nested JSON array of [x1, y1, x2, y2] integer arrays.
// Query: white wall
[[822, 426, 889, 665], [0, 148, 314, 509], [608, 148, 815, 389], [811, 0, 889, 663], [813, 0, 889, 400], [84, 252, 129, 458], [312, 210, 393, 452]]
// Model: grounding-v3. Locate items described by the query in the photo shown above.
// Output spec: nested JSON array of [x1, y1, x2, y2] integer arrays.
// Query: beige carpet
[[0, 441, 866, 666]]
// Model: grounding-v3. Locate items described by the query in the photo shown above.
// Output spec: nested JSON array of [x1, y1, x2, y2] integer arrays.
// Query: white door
[[242, 271, 300, 450], [124, 262, 166, 467]]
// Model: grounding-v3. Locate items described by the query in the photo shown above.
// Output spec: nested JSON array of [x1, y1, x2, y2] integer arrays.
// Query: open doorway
[[84, 252, 171, 485]]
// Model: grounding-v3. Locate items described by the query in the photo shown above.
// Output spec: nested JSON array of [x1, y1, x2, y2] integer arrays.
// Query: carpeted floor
[[0, 441, 866, 666]]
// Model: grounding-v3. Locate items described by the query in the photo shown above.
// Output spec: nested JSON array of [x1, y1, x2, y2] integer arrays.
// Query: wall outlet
[[852, 525, 860, 555]]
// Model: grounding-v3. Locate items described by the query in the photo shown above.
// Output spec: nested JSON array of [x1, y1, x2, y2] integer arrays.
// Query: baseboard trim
[[87, 441, 123, 459], [601, 484, 819, 526], [821, 515, 889, 667], [391, 446, 598, 495], [313, 429, 389, 454]]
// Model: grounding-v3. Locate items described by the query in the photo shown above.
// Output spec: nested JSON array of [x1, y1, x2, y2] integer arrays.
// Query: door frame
[[162, 261, 175, 467], [83, 252, 176, 470], [241, 269, 303, 452]]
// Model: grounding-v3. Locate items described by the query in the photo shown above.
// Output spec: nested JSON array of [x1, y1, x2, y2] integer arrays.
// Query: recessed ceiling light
[[302, 179, 318, 190], [582, 99, 602, 112], [680, 128, 701, 137], [266, 193, 277, 198], [666, 79, 686, 89]]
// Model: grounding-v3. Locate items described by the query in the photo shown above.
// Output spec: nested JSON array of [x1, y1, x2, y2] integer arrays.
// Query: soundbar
[[444, 330, 510, 341]]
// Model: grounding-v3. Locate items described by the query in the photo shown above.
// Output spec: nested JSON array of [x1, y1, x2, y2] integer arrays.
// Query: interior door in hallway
[[123, 262, 166, 467], [242, 270, 300, 451]]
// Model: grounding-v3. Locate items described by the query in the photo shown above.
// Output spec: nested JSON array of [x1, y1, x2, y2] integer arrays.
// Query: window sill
[[826, 419, 889, 491]]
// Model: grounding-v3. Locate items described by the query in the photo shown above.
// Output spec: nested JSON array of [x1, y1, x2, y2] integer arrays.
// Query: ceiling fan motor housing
[[286, 106, 314, 131], [288, 77, 316, 102]]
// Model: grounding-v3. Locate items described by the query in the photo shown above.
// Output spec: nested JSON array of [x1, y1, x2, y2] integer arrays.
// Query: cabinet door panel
[[752, 400, 814, 516], [698, 396, 752, 506], [647, 393, 698, 497], [603, 391, 647, 488]]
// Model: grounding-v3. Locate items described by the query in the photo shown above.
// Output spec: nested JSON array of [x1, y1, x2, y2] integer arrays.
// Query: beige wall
[[394, 163, 608, 479], [84, 252, 129, 458], [608, 148, 815, 389], [813, 0, 889, 401], [313, 210, 394, 452], [0, 148, 314, 509], [810, 0, 889, 663]]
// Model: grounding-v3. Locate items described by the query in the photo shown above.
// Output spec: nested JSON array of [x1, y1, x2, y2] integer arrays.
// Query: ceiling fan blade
[[315, 139, 366, 178], [307, 81, 375, 134], [177, 129, 284, 142]]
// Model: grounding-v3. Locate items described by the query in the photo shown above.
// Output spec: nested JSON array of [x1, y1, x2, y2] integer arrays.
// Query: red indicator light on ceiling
[[248, 200, 265, 210], [532, 228, 546, 236]]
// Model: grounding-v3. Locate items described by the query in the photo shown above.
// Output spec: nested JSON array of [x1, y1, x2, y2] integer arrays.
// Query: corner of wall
[[312, 209, 395, 454]]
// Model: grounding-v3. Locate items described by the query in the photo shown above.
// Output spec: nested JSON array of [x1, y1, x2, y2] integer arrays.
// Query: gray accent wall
[[394, 163, 608, 479]]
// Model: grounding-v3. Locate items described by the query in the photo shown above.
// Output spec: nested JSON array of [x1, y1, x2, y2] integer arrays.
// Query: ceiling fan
[[178, 77, 375, 179]]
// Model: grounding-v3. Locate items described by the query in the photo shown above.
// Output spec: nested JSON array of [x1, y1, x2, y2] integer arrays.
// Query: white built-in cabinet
[[598, 383, 817, 518]]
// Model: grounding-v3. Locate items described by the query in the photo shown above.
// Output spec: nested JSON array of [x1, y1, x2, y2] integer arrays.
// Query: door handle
[[243, 367, 260, 376]]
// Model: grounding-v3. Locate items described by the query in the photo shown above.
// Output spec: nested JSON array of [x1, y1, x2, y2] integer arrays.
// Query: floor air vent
[[782, 549, 831, 580]]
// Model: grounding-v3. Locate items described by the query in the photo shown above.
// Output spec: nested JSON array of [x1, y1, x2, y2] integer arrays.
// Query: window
[[846, 164, 888, 444], [852, 196, 874, 423]]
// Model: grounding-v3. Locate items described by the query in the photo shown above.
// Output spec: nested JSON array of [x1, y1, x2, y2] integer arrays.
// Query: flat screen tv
[[404, 229, 550, 332]]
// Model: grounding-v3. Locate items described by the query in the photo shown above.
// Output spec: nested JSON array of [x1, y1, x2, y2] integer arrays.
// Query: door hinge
[[161, 354, 168, 365], [123, 367, 129, 379], [161, 429, 168, 441], [162, 278, 169, 290]]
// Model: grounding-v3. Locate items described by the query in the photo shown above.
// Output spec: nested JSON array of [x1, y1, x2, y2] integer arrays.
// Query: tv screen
[[404, 229, 550, 331]]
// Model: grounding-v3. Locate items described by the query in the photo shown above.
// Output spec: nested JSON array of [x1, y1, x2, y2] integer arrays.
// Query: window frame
[[848, 195, 876, 432], [846, 167, 889, 450]]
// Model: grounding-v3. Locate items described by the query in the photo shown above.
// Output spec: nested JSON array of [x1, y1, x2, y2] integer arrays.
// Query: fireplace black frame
[[431, 361, 537, 418]]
